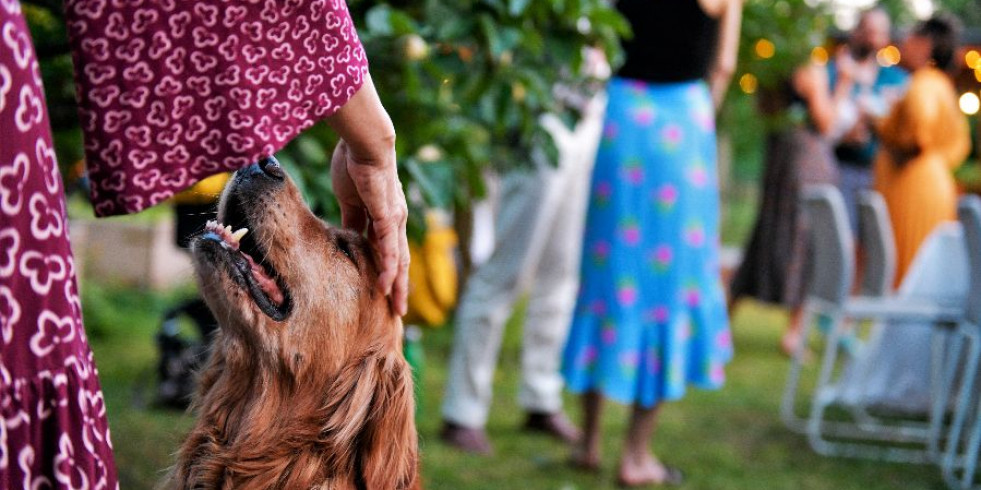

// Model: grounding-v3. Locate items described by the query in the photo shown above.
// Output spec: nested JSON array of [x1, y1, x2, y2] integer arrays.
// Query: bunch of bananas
[[404, 211, 459, 327]]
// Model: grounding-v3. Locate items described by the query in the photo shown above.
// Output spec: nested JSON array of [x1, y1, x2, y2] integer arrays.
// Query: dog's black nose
[[258, 156, 285, 180]]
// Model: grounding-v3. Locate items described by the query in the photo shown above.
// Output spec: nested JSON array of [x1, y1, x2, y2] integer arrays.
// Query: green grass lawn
[[82, 280, 943, 489]]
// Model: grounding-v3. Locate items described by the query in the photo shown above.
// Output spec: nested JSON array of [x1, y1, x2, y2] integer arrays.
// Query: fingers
[[330, 141, 369, 232], [369, 199, 409, 316], [392, 217, 410, 316], [337, 143, 409, 316]]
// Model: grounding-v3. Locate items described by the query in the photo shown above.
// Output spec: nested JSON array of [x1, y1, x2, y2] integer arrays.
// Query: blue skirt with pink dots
[[562, 77, 733, 408]]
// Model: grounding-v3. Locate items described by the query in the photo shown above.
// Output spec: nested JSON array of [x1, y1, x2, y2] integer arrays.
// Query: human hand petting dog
[[327, 75, 410, 316], [331, 140, 409, 316]]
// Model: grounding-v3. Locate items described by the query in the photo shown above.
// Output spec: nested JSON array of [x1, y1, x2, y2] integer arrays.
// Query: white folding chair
[[781, 184, 963, 463], [835, 190, 904, 433], [938, 195, 981, 489]]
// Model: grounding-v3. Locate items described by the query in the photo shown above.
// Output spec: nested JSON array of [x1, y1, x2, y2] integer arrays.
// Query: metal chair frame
[[781, 185, 962, 463], [937, 196, 981, 489]]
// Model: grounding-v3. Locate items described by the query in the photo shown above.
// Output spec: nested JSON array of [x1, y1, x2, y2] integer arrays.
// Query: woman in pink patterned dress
[[1, 0, 408, 487]]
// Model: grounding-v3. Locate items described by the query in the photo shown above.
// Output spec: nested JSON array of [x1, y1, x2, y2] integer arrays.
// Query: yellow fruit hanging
[[404, 211, 459, 327]]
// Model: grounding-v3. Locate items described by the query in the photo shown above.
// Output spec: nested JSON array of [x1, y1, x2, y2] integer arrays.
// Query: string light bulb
[[811, 46, 829, 65], [876, 46, 901, 67], [966, 50, 981, 69], [755, 39, 775, 59], [959, 92, 980, 116], [739, 73, 758, 94]]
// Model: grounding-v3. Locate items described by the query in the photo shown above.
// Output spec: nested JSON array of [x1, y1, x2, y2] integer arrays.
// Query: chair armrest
[[843, 297, 963, 323]]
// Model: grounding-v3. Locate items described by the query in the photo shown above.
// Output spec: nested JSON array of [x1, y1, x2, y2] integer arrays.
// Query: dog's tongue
[[242, 253, 284, 305]]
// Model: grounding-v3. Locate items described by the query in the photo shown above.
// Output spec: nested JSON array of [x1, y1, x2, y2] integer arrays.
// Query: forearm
[[325, 74, 397, 166], [709, 70, 734, 110], [795, 66, 834, 135], [830, 77, 853, 110], [709, 0, 742, 109], [325, 73, 409, 314], [828, 78, 856, 142], [808, 95, 834, 135]]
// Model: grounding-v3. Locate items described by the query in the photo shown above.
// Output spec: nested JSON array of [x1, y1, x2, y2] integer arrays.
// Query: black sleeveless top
[[616, 0, 720, 83]]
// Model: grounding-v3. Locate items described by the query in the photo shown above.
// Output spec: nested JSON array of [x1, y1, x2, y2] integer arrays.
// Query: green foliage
[[944, 0, 981, 28], [737, 0, 832, 91], [956, 155, 981, 195], [876, 0, 915, 29], [22, 3, 83, 166]]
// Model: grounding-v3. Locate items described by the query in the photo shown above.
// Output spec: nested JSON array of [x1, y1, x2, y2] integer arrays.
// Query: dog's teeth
[[224, 225, 233, 236], [231, 228, 248, 242]]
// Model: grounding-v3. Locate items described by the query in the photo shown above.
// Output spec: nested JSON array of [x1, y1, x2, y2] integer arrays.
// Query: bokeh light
[[876, 46, 901, 67], [739, 73, 758, 94], [754, 39, 775, 59], [810, 46, 829, 65], [966, 50, 981, 69], [511, 82, 526, 102], [960, 92, 980, 116]]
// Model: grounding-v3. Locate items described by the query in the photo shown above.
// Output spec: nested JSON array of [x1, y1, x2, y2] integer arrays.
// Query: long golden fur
[[166, 159, 419, 489]]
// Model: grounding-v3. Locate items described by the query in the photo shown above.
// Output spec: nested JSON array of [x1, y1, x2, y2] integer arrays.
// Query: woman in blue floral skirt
[[562, 0, 742, 485]]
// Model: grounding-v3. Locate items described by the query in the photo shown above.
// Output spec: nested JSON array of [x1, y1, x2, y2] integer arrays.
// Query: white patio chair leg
[[959, 392, 981, 490], [849, 322, 879, 432], [930, 328, 964, 460], [942, 328, 980, 488], [807, 312, 846, 455], [782, 305, 819, 434]]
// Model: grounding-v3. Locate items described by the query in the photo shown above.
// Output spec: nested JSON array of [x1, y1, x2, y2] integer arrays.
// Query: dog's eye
[[336, 237, 357, 264]]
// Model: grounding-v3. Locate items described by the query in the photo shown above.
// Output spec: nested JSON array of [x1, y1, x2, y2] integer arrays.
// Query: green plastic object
[[403, 325, 425, 415]]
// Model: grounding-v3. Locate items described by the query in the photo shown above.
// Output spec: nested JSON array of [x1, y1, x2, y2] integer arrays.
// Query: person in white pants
[[440, 94, 606, 454]]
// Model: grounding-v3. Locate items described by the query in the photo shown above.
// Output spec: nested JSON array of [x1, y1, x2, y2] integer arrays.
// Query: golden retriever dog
[[167, 157, 420, 489]]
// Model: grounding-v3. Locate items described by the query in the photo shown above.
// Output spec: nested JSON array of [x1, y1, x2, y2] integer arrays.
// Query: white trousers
[[441, 96, 605, 428]]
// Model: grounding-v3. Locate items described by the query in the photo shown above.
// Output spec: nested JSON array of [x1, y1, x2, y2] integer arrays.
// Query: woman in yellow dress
[[874, 14, 971, 285]]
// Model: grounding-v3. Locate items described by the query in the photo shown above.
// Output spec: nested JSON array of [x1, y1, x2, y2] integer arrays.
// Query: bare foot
[[617, 454, 683, 487], [569, 447, 601, 472], [439, 421, 493, 455], [524, 411, 582, 444], [780, 329, 803, 358]]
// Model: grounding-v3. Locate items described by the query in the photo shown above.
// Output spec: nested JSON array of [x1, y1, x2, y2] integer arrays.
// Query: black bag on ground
[[154, 300, 216, 409]]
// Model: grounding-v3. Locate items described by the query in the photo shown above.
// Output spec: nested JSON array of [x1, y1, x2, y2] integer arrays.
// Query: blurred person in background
[[561, 0, 741, 485], [439, 75, 607, 454], [829, 8, 908, 229], [873, 14, 970, 285], [728, 59, 841, 356]]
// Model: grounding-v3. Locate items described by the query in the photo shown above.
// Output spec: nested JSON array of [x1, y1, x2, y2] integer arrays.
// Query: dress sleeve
[[65, 0, 370, 216]]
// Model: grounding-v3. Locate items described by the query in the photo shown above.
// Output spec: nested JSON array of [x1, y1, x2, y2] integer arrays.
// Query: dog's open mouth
[[200, 210, 290, 321]]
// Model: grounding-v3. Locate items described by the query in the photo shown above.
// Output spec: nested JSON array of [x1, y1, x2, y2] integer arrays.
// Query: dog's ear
[[321, 351, 419, 489], [358, 353, 419, 490]]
